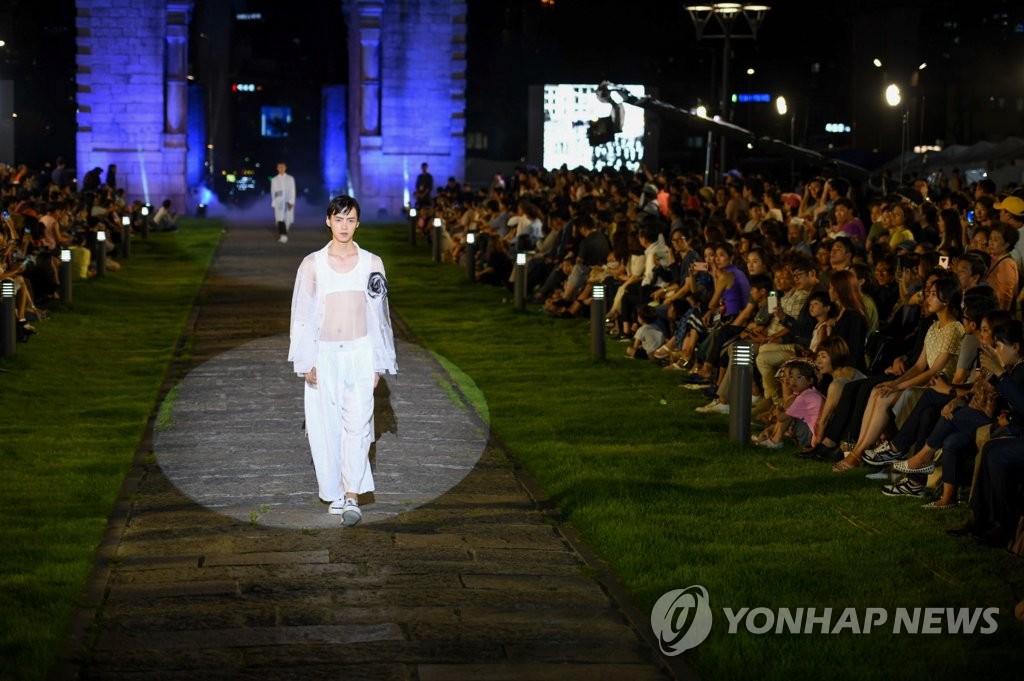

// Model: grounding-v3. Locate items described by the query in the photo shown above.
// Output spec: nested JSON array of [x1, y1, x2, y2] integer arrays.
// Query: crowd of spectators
[[413, 162, 1024, 556], [0, 160, 166, 343]]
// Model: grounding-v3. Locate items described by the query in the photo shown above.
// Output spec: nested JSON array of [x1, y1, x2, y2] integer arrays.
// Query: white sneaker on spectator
[[757, 438, 784, 449], [278, 234, 288, 243], [695, 399, 719, 413], [696, 399, 729, 414]]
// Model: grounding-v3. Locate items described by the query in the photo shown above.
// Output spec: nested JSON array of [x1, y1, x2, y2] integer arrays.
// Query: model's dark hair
[[327, 195, 360, 219]]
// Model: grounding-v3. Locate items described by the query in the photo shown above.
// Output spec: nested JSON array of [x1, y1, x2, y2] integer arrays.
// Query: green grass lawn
[[2, 220, 1018, 681], [0, 221, 221, 680], [358, 224, 1022, 681]]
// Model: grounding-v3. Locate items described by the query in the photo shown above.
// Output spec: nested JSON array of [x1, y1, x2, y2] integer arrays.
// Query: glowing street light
[[873, 57, 883, 68], [775, 95, 788, 116], [685, 2, 771, 181], [885, 84, 902, 108]]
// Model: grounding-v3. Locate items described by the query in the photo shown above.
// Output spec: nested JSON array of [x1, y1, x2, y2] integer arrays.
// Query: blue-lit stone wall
[[186, 83, 206, 188], [321, 85, 349, 198], [76, 1, 192, 210], [347, 0, 466, 218]]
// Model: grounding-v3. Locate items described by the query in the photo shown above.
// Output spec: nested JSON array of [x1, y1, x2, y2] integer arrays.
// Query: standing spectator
[[414, 162, 434, 207], [82, 167, 103, 192], [51, 157, 69, 189]]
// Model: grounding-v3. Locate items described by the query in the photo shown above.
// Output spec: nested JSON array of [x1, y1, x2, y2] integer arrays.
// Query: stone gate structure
[[74, 0, 466, 218]]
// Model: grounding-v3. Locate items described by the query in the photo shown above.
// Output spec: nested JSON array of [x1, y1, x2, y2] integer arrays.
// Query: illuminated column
[[359, 4, 382, 136], [165, 3, 189, 136], [347, 0, 467, 218], [76, 0, 193, 211]]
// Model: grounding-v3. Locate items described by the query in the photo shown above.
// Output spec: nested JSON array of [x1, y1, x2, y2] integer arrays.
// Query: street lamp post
[[775, 95, 794, 187], [885, 83, 907, 184], [685, 3, 771, 183]]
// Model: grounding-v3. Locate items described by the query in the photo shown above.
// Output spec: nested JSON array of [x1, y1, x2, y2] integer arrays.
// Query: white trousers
[[305, 337, 375, 501], [273, 202, 294, 228]]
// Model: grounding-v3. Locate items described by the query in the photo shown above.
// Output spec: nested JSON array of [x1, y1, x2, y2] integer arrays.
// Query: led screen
[[261, 106, 292, 138], [543, 84, 645, 171]]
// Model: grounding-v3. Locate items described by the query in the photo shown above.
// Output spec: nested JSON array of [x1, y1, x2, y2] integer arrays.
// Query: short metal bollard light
[[514, 252, 526, 310], [729, 340, 754, 444], [140, 206, 150, 239], [120, 214, 132, 259], [408, 207, 417, 246], [465, 231, 476, 283], [432, 217, 442, 263], [1, 280, 15, 358], [95, 230, 107, 277], [590, 284, 606, 360], [59, 248, 72, 303]]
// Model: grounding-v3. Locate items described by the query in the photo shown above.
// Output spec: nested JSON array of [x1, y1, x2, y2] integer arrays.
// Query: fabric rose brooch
[[367, 272, 388, 298]]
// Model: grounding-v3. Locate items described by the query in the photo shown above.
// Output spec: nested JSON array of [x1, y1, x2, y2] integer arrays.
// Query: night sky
[[1, 0, 1022, 173]]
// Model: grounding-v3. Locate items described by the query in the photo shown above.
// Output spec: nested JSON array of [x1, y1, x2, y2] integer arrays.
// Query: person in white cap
[[271, 162, 296, 243], [288, 195, 398, 526]]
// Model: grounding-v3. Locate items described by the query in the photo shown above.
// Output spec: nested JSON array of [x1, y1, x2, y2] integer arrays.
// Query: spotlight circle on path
[[153, 335, 489, 529]]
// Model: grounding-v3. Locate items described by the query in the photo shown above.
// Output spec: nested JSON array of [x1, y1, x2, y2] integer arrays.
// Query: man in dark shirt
[[562, 214, 610, 301], [414, 162, 433, 207]]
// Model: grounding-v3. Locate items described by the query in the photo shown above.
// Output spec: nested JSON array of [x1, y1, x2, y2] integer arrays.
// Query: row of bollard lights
[[405, 208, 754, 443], [1, 209, 155, 359]]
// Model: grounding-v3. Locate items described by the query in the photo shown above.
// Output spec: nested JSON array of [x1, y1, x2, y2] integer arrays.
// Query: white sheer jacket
[[288, 243, 398, 377]]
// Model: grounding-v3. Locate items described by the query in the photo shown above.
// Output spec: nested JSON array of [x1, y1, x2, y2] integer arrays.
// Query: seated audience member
[[753, 360, 823, 450], [153, 199, 178, 232], [983, 222, 1018, 311], [879, 314, 1021, 505], [684, 242, 750, 385], [832, 272, 964, 472], [829, 197, 866, 244], [825, 270, 868, 371], [951, 413, 1024, 547], [475, 232, 513, 287], [872, 254, 899, 324], [626, 306, 664, 361], [756, 255, 821, 405], [954, 252, 988, 293], [695, 273, 772, 414], [803, 335, 865, 456]]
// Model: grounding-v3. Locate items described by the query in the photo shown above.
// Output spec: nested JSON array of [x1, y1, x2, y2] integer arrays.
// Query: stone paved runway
[[59, 221, 690, 680]]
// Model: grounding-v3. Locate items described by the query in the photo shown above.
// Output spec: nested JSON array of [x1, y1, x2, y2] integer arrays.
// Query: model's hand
[[374, 373, 381, 388], [304, 367, 317, 386]]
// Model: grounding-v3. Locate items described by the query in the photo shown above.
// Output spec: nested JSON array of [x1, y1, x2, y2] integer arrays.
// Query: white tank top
[[317, 247, 368, 342]]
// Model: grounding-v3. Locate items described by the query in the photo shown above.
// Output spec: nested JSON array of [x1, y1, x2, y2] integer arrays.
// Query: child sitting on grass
[[626, 305, 665, 360], [754, 361, 824, 450]]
